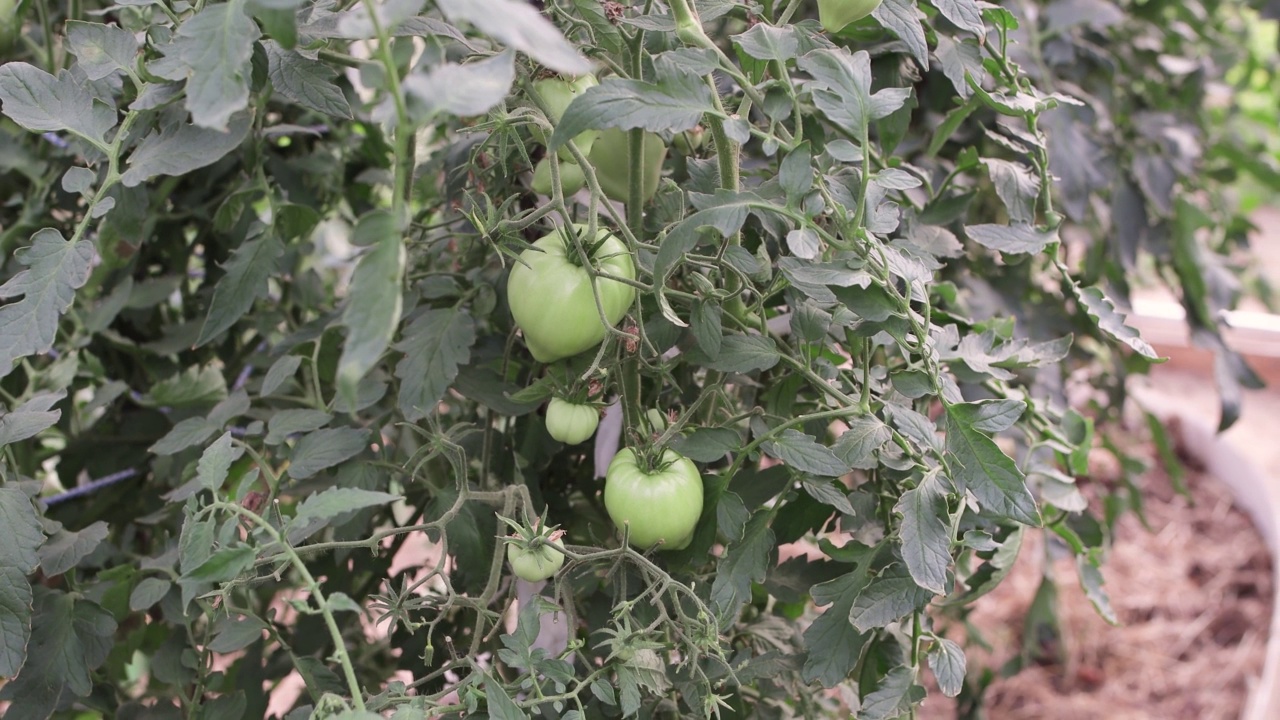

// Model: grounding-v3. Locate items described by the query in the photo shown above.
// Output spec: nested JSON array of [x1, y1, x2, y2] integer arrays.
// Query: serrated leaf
[[150, 417, 218, 455], [155, 2, 261, 130], [945, 405, 1040, 525], [801, 477, 856, 515], [436, 0, 590, 75], [872, 0, 929, 69], [266, 409, 332, 445], [144, 364, 228, 408], [732, 23, 801, 61], [195, 232, 284, 346], [849, 565, 932, 631], [292, 487, 401, 527], [1070, 282, 1160, 360], [710, 510, 775, 623], [128, 578, 172, 611], [0, 64, 116, 144], [0, 391, 64, 447], [0, 568, 32, 678], [65, 21, 139, 81], [930, 0, 985, 34], [802, 545, 876, 687], [403, 49, 516, 120], [698, 333, 780, 372], [0, 590, 116, 716], [196, 431, 238, 494], [122, 112, 253, 188], [207, 614, 269, 653], [982, 159, 1040, 224], [264, 41, 351, 118], [394, 308, 476, 422], [483, 672, 530, 720], [965, 223, 1058, 254], [762, 429, 850, 476], [671, 426, 740, 463], [286, 428, 370, 479], [0, 488, 44, 575], [832, 416, 892, 470], [895, 471, 951, 594], [337, 234, 405, 407], [0, 229, 97, 379], [1077, 554, 1118, 624], [927, 637, 967, 697], [653, 194, 755, 288], [37, 522, 109, 578], [550, 72, 713, 150], [261, 354, 303, 396], [690, 300, 723, 359], [859, 665, 925, 720]]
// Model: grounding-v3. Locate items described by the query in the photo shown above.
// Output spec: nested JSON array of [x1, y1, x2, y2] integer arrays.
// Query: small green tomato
[[545, 398, 600, 445]]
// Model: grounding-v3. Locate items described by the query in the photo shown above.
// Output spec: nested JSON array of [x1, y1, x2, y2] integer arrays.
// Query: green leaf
[[894, 471, 951, 595], [181, 545, 255, 585], [196, 431, 239, 495], [0, 487, 44, 574], [965, 223, 1058, 254], [65, 20, 140, 81], [653, 193, 755, 294], [831, 416, 892, 470], [549, 73, 713, 150], [859, 665, 926, 720], [37, 521, 109, 578], [292, 487, 402, 527], [437, 0, 590, 75], [945, 405, 1040, 525], [144, 364, 229, 408], [1076, 553, 1118, 624], [962, 398, 1026, 433], [483, 672, 530, 720], [801, 477, 856, 515], [287, 428, 370, 479], [123, 112, 254, 189], [337, 233, 405, 407], [982, 159, 1040, 224], [1069, 282, 1161, 360], [671, 426, 740, 462], [761, 429, 850, 477], [128, 578, 172, 611], [710, 510, 775, 623], [153, 2, 261, 130], [872, 0, 929, 68], [780, 142, 814, 203], [697, 333, 780, 373], [264, 41, 351, 117], [150, 417, 218, 455], [0, 567, 32, 678], [0, 590, 116, 717], [266, 409, 332, 445], [403, 49, 517, 120], [849, 564, 932, 632], [731, 23, 801, 61], [690, 300, 723, 359], [927, 637, 967, 697], [261, 354, 303, 397], [930, 0, 985, 35], [0, 64, 116, 145], [801, 545, 876, 687], [0, 391, 64, 447], [195, 232, 284, 347], [0, 229, 96, 378], [394, 308, 476, 422], [207, 614, 269, 653]]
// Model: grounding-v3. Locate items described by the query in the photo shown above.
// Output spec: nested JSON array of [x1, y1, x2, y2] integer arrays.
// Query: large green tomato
[[531, 74, 600, 161], [604, 448, 704, 551], [507, 225, 636, 363], [818, 0, 883, 32], [531, 157, 586, 197], [507, 541, 564, 582], [587, 128, 668, 205], [545, 398, 599, 445]]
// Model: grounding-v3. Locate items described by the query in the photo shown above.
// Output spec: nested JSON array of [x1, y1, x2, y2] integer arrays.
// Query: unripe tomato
[[818, 0, 883, 32], [531, 157, 586, 197], [531, 74, 600, 161], [604, 448, 703, 550], [506, 539, 565, 582], [673, 126, 706, 155], [587, 128, 668, 205], [546, 398, 599, 445], [507, 224, 636, 363]]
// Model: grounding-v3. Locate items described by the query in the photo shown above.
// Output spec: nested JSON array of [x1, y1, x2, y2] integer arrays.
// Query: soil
[[921, 439, 1274, 720]]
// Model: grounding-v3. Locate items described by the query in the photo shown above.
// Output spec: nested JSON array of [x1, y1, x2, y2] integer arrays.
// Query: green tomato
[[507, 540, 565, 582], [531, 157, 586, 197], [673, 126, 706, 155], [587, 128, 668, 205], [818, 0, 883, 32], [546, 398, 600, 445], [507, 225, 636, 363], [531, 74, 600, 161], [604, 448, 703, 551]]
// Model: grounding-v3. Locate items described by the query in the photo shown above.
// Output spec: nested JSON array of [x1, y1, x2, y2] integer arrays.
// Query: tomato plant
[[604, 448, 705, 551], [545, 397, 599, 445], [506, 224, 636, 363], [0, 0, 1273, 718]]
